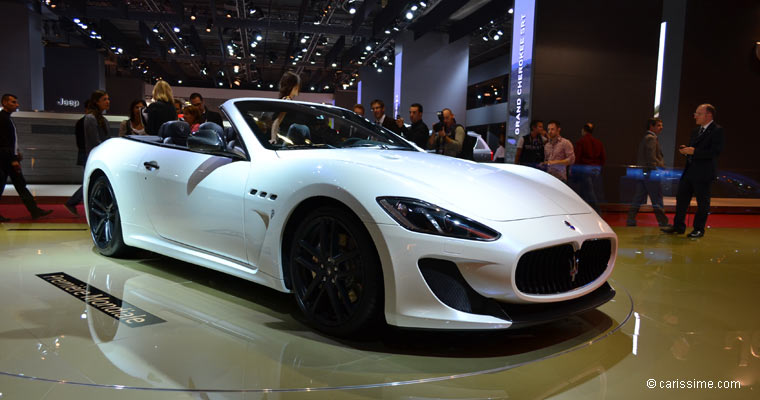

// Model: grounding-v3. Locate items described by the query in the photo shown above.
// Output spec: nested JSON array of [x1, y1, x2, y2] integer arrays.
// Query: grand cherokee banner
[[505, 0, 536, 162]]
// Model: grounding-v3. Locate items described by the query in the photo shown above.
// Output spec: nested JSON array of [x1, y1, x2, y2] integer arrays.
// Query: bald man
[[662, 104, 724, 238]]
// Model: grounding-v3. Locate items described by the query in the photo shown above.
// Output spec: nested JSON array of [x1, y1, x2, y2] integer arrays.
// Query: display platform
[[0, 224, 757, 399]]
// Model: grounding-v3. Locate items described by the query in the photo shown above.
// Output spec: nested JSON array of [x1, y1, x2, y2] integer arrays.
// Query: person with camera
[[427, 108, 465, 157], [395, 103, 429, 149]]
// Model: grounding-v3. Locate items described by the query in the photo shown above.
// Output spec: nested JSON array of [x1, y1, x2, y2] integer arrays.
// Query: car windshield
[[234, 100, 416, 151]]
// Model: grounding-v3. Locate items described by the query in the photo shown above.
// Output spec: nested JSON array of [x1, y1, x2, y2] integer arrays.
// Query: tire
[[289, 206, 382, 336], [87, 175, 131, 258]]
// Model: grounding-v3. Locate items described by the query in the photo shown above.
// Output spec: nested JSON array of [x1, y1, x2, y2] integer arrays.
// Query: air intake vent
[[515, 239, 611, 295]]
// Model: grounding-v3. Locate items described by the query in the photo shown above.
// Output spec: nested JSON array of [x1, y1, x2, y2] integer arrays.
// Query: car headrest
[[223, 126, 236, 142], [199, 122, 224, 139], [158, 120, 191, 146]]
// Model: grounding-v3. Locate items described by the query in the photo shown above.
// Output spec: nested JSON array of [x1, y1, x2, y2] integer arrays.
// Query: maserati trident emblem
[[564, 220, 576, 230], [569, 252, 580, 282]]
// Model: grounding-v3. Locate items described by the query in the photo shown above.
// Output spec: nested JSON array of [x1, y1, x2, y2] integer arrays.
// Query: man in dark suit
[[370, 99, 400, 135], [189, 93, 223, 126], [662, 104, 724, 238], [0, 94, 53, 221]]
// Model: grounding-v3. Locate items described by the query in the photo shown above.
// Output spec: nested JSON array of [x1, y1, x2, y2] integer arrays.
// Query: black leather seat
[[158, 120, 191, 146]]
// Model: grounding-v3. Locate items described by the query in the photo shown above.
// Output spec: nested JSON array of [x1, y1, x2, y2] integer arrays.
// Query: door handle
[[143, 161, 160, 171]]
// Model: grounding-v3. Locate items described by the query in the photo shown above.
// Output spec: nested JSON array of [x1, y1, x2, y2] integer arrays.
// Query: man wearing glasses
[[661, 104, 724, 238]]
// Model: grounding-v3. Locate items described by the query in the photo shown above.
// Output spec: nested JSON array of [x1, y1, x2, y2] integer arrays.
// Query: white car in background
[[84, 98, 617, 336]]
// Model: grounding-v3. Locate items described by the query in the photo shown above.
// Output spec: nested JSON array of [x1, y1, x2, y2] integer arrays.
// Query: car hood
[[276, 149, 591, 222]]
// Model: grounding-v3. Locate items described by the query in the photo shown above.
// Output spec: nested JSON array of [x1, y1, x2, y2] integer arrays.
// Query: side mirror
[[187, 128, 225, 153]]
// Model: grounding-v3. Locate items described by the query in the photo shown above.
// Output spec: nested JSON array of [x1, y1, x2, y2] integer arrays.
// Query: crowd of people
[[0, 78, 227, 221], [0, 68, 724, 236]]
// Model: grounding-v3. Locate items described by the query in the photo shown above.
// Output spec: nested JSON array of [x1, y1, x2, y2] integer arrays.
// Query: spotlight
[[178, 80, 182, 84], [508, 8, 514, 14], [419, 1, 427, 7], [73, 18, 80, 24], [411, 5, 418, 11], [255, 33, 263, 41], [226, 11, 232, 18], [173, 26, 180, 33], [405, 11, 414, 20], [331, 62, 337, 67], [233, 65, 240, 73], [365, 45, 372, 51], [152, 25, 160, 34], [384, 28, 391, 35], [377, 67, 382, 73], [190, 8, 197, 21], [205, 19, 213, 33], [234, 79, 241, 86]]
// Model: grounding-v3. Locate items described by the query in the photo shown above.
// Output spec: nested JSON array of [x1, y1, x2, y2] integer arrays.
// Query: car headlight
[[377, 197, 500, 241]]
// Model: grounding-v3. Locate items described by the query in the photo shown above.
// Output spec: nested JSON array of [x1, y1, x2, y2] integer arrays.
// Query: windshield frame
[[233, 99, 417, 151]]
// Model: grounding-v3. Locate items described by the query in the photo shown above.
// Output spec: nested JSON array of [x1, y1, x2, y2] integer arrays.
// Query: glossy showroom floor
[[0, 222, 757, 399]]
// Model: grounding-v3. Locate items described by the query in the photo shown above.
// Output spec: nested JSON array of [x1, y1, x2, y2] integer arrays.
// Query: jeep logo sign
[[56, 98, 80, 107]]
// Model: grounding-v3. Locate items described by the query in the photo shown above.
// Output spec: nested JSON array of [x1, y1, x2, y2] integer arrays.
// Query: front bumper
[[373, 213, 617, 330]]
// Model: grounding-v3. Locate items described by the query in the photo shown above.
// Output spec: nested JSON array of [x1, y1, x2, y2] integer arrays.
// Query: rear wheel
[[87, 175, 131, 257], [289, 207, 382, 336]]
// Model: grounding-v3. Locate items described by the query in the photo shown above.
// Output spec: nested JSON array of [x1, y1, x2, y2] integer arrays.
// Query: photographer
[[395, 103, 429, 149], [427, 108, 465, 157]]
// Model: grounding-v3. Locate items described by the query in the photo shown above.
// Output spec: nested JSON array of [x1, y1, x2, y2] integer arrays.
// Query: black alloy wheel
[[289, 207, 382, 335], [88, 175, 130, 257]]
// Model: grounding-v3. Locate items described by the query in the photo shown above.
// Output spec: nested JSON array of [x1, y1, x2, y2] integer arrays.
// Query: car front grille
[[514, 239, 612, 295]]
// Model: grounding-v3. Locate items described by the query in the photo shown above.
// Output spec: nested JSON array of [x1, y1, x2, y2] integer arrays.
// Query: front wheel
[[289, 207, 382, 336], [87, 175, 132, 257]]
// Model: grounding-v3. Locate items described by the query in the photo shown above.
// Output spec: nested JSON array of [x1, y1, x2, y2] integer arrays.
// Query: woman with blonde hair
[[144, 80, 177, 135]]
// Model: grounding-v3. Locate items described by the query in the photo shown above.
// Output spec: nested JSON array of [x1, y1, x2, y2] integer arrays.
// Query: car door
[[140, 144, 249, 263]]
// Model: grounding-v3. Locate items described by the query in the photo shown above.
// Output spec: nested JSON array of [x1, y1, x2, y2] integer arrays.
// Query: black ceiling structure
[[37, 0, 514, 91]]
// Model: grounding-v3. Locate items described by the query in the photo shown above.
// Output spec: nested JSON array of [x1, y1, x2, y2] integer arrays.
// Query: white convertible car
[[84, 98, 617, 335]]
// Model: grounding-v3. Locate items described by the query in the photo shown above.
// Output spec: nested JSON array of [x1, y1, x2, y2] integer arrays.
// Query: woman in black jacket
[[65, 90, 112, 215], [144, 80, 177, 135]]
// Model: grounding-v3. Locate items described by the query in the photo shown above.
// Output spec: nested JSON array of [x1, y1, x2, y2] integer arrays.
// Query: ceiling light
[[152, 25, 159, 34], [173, 26, 180, 33], [169, 47, 176, 54], [377, 67, 382, 73], [419, 2, 427, 7], [73, 18, 80, 24], [365, 45, 372, 51], [226, 11, 232, 18], [331, 62, 337, 67], [255, 33, 263, 41], [411, 5, 418, 11], [405, 11, 414, 20], [508, 8, 514, 14]]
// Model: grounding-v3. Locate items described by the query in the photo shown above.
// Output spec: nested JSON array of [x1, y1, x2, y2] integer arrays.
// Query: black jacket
[[0, 109, 18, 162], [144, 101, 178, 135], [400, 120, 430, 149], [377, 115, 400, 135], [202, 108, 223, 126], [683, 122, 724, 181]]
